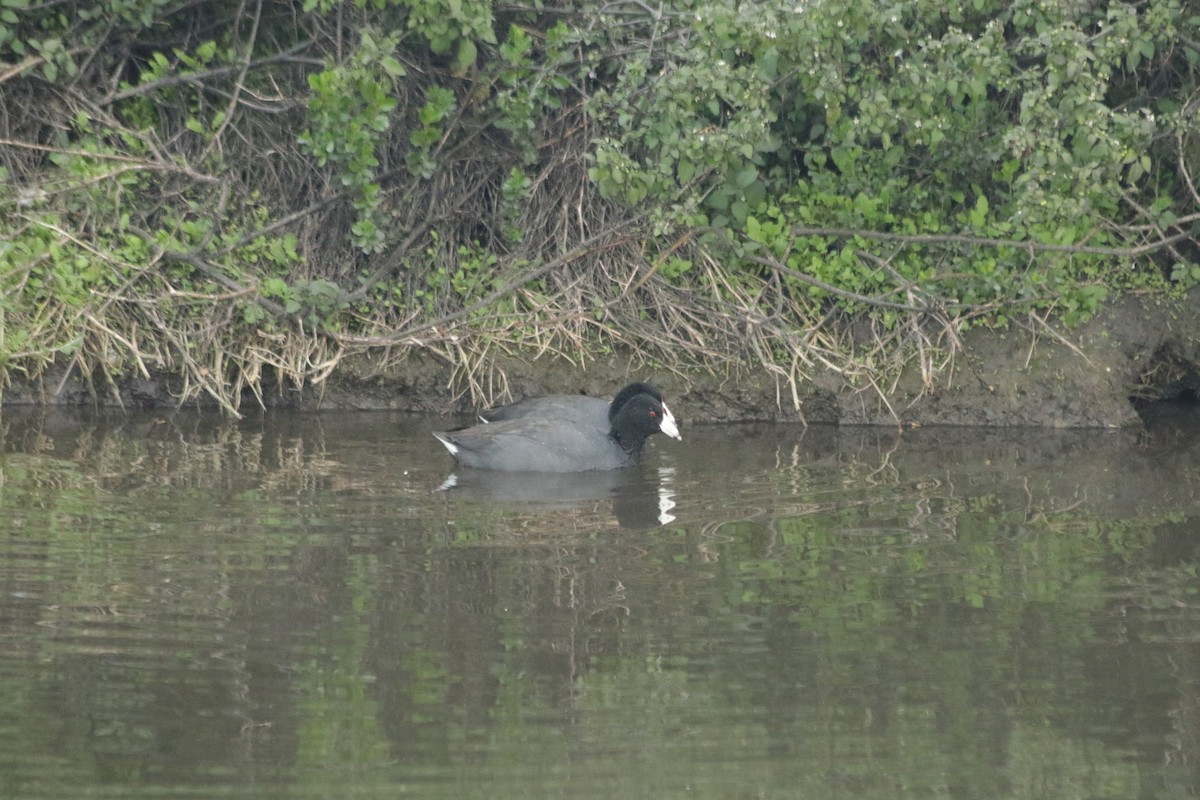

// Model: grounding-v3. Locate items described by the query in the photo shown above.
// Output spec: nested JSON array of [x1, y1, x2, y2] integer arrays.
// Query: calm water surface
[[2, 407, 1199, 799]]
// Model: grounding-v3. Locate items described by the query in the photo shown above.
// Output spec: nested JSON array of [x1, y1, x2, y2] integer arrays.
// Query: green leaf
[[453, 38, 477, 75], [734, 165, 757, 189], [746, 216, 763, 243], [969, 195, 989, 228], [677, 159, 695, 185], [380, 56, 405, 77], [262, 277, 288, 297]]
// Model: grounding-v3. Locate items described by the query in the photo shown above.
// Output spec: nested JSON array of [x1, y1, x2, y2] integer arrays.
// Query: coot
[[434, 383, 680, 472], [477, 382, 665, 425]]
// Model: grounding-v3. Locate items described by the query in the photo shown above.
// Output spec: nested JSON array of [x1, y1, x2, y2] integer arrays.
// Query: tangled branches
[[0, 1, 1196, 419]]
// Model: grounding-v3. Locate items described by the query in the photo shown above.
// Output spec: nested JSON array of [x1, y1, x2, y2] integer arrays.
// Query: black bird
[[434, 382, 680, 472]]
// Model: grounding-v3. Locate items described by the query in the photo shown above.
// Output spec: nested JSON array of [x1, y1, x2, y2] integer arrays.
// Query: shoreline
[[4, 292, 1196, 428]]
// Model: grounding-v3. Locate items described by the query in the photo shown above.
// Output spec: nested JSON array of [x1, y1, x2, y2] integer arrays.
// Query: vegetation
[[0, 0, 1197, 413]]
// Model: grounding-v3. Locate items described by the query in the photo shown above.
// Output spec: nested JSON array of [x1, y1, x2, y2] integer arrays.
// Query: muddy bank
[[6, 292, 1199, 427]]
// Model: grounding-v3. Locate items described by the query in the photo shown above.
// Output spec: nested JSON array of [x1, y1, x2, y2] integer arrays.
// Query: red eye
[[649, 410, 658, 418]]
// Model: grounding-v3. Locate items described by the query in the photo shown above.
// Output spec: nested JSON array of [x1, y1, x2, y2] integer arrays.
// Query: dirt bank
[[6, 291, 1199, 427]]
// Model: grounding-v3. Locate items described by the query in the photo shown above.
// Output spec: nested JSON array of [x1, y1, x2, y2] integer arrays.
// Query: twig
[[790, 225, 1193, 258], [101, 41, 314, 104]]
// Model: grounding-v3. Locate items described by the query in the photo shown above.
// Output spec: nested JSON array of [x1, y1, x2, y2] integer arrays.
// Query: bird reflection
[[437, 465, 677, 529]]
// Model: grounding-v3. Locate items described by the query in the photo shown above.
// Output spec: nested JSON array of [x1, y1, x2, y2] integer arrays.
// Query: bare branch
[[789, 226, 1194, 258], [101, 41, 315, 104]]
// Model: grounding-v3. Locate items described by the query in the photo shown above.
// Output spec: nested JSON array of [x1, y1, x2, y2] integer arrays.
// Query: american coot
[[434, 382, 681, 472], [477, 381, 665, 424]]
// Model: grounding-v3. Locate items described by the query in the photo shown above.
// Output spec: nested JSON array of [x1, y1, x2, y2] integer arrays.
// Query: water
[[1, 407, 1199, 799]]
